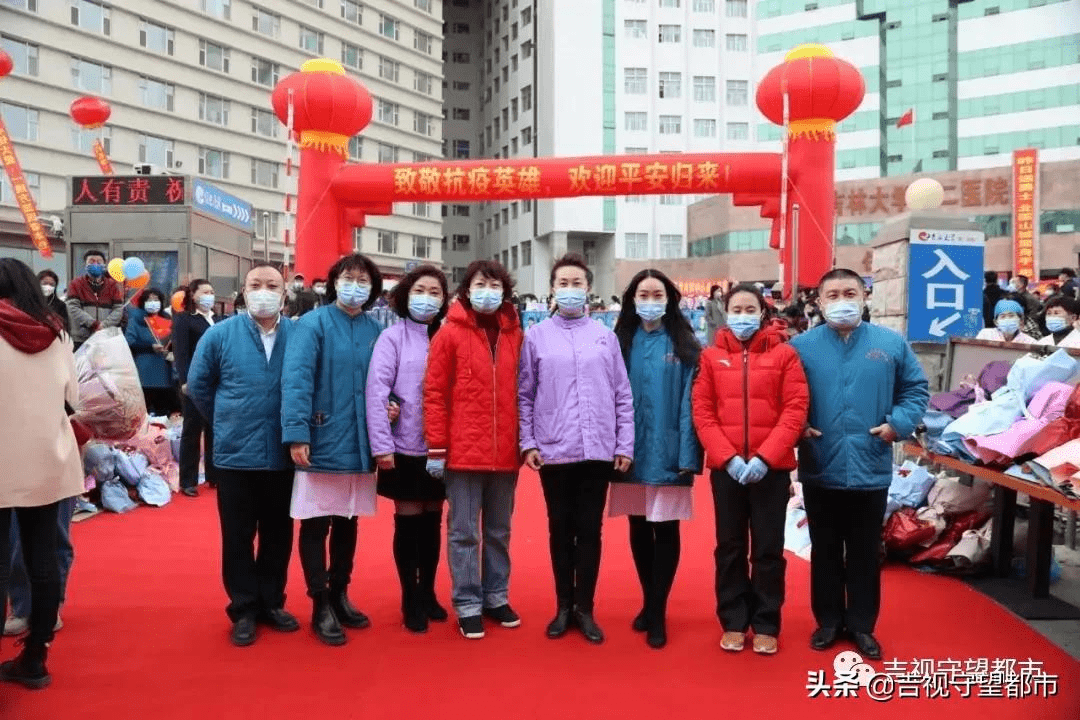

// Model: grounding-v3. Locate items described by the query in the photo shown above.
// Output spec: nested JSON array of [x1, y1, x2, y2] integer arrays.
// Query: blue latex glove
[[739, 457, 768, 485], [725, 456, 748, 481]]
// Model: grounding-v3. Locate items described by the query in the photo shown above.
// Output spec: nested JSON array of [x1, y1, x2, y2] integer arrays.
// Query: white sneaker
[[3, 616, 28, 636]]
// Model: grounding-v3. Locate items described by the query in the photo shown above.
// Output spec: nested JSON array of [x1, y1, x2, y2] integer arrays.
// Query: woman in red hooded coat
[[692, 282, 808, 656]]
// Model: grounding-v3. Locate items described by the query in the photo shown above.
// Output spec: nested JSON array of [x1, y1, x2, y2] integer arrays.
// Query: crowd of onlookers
[[979, 269, 1080, 347]]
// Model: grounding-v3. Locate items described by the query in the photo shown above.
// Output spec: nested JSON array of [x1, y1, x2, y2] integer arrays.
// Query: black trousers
[[0, 503, 62, 645], [298, 516, 358, 598], [179, 393, 213, 490], [214, 468, 295, 622], [802, 484, 889, 634], [711, 469, 790, 636], [143, 387, 180, 417], [539, 461, 611, 612]]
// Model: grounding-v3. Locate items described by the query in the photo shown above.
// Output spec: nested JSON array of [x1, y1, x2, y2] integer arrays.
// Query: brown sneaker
[[753, 634, 779, 655], [720, 631, 745, 652]]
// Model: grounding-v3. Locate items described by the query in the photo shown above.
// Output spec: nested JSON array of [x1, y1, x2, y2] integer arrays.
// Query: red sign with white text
[[1012, 148, 1038, 280], [0, 118, 51, 258]]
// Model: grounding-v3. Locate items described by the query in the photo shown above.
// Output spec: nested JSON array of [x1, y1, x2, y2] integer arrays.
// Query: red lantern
[[271, 59, 372, 157], [0, 49, 12, 79], [756, 45, 864, 139], [70, 96, 112, 129]]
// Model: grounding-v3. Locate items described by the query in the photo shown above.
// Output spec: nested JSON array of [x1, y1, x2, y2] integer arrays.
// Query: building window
[[414, 112, 434, 136], [658, 25, 681, 43], [522, 39, 533, 59], [452, 52, 470, 63], [415, 71, 433, 94], [140, 77, 175, 111], [452, 108, 471, 121], [452, 205, 470, 217], [453, 139, 470, 158], [251, 57, 279, 87], [660, 0, 680, 6], [522, 7, 532, 25], [415, 30, 433, 54], [693, 0, 715, 9], [510, 245, 519, 270], [726, 79, 748, 106], [625, 112, 647, 131], [378, 231, 399, 254], [3, 0, 37, 12], [201, 0, 231, 19], [725, 33, 747, 51], [693, 75, 716, 102], [726, 121, 749, 140], [658, 115, 682, 134], [377, 143, 399, 163], [377, 101, 400, 126], [452, 234, 470, 249], [725, 0, 747, 17], [1, 102, 38, 141], [521, 85, 532, 111], [72, 126, 111, 154], [693, 119, 716, 137], [452, 80, 471, 91], [624, 67, 647, 94], [0, 172, 39, 206], [523, 199, 533, 213], [342, 43, 362, 70], [412, 235, 431, 258], [340, 0, 362, 25], [299, 26, 324, 54], [521, 127, 532, 145], [379, 56, 400, 82], [452, 267, 467, 284], [348, 136, 363, 161], [198, 93, 229, 125], [139, 134, 174, 168], [71, 0, 110, 35], [624, 19, 647, 39], [659, 195, 681, 205], [251, 158, 278, 188], [452, 23, 470, 33], [379, 14, 400, 40], [415, 0, 432, 11], [659, 72, 681, 99], [198, 147, 230, 178], [659, 234, 683, 258], [199, 40, 230, 73], [521, 240, 532, 266], [139, 20, 174, 54], [252, 8, 280, 37], [625, 233, 648, 259], [692, 29, 715, 48], [251, 107, 277, 137], [70, 57, 112, 94], [1, 36, 38, 76]]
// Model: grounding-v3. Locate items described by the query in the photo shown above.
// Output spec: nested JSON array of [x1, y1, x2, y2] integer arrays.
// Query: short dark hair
[[1060, 268, 1076, 279], [245, 262, 283, 282], [710, 284, 721, 296], [138, 287, 166, 311], [37, 269, 59, 284], [1045, 296, 1080, 316], [312, 277, 327, 285], [1016, 275, 1029, 287], [984, 270, 998, 284], [83, 249, 106, 263], [325, 253, 383, 310], [817, 268, 866, 291], [456, 260, 513, 306], [549, 253, 593, 288], [725, 282, 770, 315], [390, 264, 449, 338], [183, 278, 212, 313]]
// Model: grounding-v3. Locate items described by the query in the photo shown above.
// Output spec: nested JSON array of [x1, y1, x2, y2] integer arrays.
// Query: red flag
[[896, 108, 915, 128]]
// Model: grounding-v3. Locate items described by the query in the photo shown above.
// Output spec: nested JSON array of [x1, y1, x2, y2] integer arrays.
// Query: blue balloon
[[122, 257, 145, 279]]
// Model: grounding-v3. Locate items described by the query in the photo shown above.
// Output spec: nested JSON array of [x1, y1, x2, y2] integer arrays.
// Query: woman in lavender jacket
[[518, 253, 635, 645], [366, 265, 450, 634]]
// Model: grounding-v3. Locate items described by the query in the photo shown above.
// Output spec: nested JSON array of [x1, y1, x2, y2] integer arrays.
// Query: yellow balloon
[[107, 258, 126, 282]]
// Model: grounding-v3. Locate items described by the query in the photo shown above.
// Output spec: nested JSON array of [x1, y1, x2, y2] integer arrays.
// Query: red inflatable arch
[[272, 45, 865, 294]]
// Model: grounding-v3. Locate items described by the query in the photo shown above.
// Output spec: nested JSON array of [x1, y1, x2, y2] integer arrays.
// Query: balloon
[[122, 256, 145, 280], [171, 290, 186, 313], [107, 258, 126, 282], [128, 271, 150, 290], [906, 178, 945, 210]]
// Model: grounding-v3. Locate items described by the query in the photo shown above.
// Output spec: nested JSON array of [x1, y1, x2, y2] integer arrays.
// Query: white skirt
[[608, 483, 693, 522], [290, 471, 378, 520]]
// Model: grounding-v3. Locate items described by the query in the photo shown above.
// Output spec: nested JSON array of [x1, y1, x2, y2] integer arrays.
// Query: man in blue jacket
[[187, 263, 297, 647], [790, 269, 929, 661]]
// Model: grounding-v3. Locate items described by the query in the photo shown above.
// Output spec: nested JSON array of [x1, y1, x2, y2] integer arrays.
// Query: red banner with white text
[[0, 117, 51, 258]]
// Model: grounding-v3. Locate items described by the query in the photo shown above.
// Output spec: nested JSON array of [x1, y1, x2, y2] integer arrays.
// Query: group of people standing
[[979, 269, 1080, 347]]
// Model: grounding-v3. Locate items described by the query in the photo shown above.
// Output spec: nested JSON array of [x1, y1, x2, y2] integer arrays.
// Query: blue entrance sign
[[907, 229, 985, 343], [192, 178, 253, 231]]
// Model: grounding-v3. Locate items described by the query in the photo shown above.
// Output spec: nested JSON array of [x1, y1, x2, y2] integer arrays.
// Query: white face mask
[[41, 284, 55, 297], [144, 300, 162, 314], [247, 289, 284, 319]]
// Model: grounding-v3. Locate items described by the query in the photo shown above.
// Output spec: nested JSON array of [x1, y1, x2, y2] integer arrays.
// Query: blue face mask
[[1046, 316, 1069, 334], [197, 294, 216, 311], [144, 300, 162, 315], [554, 287, 588, 316], [823, 300, 862, 329], [728, 313, 761, 341], [470, 287, 503, 314], [86, 263, 105, 278], [336, 281, 371, 309], [408, 294, 442, 322], [635, 301, 666, 323], [995, 317, 1020, 335]]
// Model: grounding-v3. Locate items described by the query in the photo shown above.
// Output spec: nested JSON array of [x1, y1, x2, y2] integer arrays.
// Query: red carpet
[[3, 472, 1077, 719]]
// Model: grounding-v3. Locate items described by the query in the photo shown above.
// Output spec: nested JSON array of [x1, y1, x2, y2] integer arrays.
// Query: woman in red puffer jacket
[[692, 282, 808, 657]]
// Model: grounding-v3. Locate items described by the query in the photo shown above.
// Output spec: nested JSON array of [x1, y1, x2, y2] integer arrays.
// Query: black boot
[[546, 605, 573, 639], [0, 639, 51, 690], [418, 510, 449, 622], [329, 586, 371, 630], [573, 609, 605, 645], [393, 514, 428, 634], [311, 592, 346, 646], [628, 516, 653, 633], [646, 521, 681, 650]]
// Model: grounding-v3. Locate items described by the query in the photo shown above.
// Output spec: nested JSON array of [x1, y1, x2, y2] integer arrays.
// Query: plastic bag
[[909, 509, 992, 564], [883, 508, 938, 551], [100, 479, 137, 513], [73, 328, 146, 441], [784, 505, 812, 559], [137, 473, 171, 507], [886, 461, 935, 516], [82, 442, 116, 486], [114, 450, 149, 487], [426, 458, 446, 480], [925, 476, 993, 516]]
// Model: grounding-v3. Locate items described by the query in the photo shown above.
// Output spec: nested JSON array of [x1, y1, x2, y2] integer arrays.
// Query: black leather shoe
[[258, 608, 300, 633], [646, 618, 667, 649], [573, 610, 605, 645], [546, 607, 572, 639], [230, 616, 256, 647], [631, 609, 648, 633], [810, 626, 840, 651], [852, 632, 882, 660], [181, 487, 198, 498], [312, 600, 346, 646], [330, 591, 371, 629]]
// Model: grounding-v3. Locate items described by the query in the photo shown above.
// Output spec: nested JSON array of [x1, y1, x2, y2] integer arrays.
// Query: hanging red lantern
[[70, 96, 112, 129], [756, 45, 865, 140], [271, 59, 372, 158], [0, 49, 12, 79]]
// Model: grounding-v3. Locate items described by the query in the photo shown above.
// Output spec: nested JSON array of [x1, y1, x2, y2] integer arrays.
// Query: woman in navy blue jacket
[[174, 278, 219, 497], [125, 288, 178, 417], [281, 253, 383, 646]]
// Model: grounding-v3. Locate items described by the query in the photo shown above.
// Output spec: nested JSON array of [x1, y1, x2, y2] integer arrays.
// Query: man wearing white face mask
[[187, 263, 298, 647], [789, 269, 929, 662]]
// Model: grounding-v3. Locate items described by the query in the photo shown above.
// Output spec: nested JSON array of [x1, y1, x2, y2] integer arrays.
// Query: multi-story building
[[0, 0, 444, 285], [442, 0, 759, 298]]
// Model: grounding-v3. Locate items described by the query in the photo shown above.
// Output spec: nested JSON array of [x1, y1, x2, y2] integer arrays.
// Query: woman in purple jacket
[[519, 253, 635, 645], [365, 265, 450, 634]]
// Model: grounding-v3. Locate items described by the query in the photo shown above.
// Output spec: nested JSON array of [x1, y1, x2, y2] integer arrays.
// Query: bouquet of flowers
[[73, 328, 146, 441]]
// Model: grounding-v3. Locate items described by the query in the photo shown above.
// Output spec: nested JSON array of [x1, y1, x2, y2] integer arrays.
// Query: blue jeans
[[7, 497, 76, 618], [443, 471, 517, 618]]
